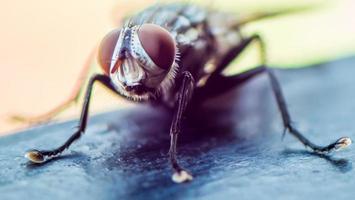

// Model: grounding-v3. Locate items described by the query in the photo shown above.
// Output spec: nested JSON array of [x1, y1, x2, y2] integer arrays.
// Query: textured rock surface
[[1, 57, 355, 200]]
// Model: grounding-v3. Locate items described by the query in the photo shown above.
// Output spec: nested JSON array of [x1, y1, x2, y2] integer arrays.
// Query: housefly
[[20, 3, 351, 183]]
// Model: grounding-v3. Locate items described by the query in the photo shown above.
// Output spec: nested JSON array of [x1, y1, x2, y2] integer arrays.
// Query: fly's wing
[[232, 5, 317, 27], [206, 5, 317, 50]]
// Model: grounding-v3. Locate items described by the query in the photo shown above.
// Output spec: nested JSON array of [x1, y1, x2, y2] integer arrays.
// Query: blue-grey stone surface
[[1, 57, 355, 200]]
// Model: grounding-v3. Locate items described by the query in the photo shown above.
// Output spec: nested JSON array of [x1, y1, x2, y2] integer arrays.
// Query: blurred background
[[0, 0, 355, 135]]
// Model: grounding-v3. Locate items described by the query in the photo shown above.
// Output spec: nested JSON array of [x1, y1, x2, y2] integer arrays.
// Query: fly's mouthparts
[[125, 83, 146, 95]]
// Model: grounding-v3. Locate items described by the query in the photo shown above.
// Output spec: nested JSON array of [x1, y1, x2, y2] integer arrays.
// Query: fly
[[18, 3, 351, 183]]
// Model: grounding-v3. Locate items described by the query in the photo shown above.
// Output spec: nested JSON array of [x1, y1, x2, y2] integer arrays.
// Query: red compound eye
[[98, 29, 121, 75], [138, 24, 176, 70]]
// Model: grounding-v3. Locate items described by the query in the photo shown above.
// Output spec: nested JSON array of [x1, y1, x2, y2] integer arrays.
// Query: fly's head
[[98, 23, 178, 100]]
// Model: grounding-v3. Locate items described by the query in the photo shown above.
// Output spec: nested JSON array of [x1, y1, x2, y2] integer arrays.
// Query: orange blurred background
[[1, 0, 355, 135], [0, 0, 151, 135]]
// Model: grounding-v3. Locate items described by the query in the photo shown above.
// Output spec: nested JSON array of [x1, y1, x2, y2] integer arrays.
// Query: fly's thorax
[[98, 23, 179, 100]]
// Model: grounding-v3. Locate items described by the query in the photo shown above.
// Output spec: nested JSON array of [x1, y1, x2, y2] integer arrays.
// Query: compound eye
[[98, 29, 121, 75], [138, 24, 176, 70]]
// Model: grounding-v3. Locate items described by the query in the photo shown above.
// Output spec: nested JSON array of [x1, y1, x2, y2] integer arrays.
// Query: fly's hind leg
[[10, 48, 97, 124], [195, 34, 351, 154], [25, 74, 122, 164]]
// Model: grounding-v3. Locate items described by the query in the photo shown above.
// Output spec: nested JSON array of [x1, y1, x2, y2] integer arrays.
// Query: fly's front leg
[[169, 71, 195, 183], [25, 74, 121, 163]]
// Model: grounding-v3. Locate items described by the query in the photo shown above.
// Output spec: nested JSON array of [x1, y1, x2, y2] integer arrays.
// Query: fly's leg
[[200, 66, 351, 154], [264, 67, 351, 153], [210, 34, 265, 79], [196, 34, 351, 154], [193, 67, 265, 102], [11, 48, 97, 124], [25, 74, 122, 163], [193, 34, 265, 102], [170, 71, 195, 183]]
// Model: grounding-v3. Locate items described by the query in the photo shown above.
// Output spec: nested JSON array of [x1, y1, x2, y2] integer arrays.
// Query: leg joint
[[250, 34, 267, 64]]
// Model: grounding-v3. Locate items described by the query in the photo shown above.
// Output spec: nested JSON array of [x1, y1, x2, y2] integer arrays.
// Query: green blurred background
[[0, 0, 354, 135]]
